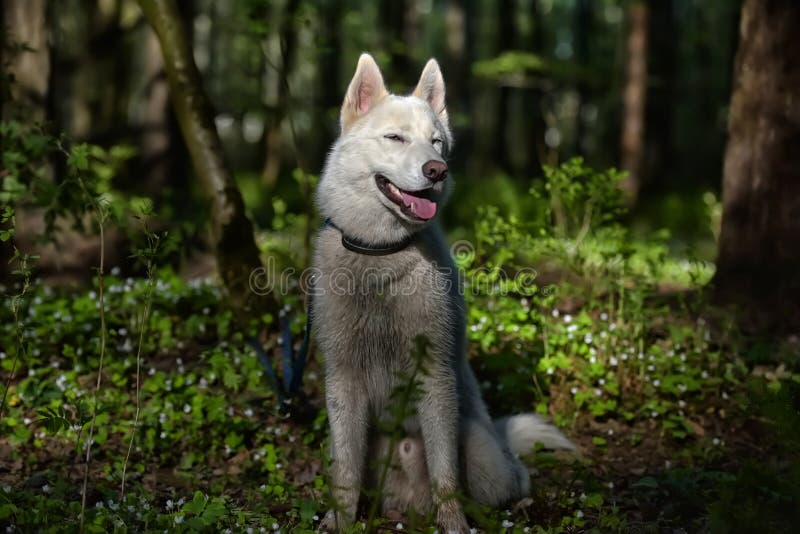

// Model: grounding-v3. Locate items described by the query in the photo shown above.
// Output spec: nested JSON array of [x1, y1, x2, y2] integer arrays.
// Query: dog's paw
[[437, 501, 469, 534], [318, 510, 341, 532]]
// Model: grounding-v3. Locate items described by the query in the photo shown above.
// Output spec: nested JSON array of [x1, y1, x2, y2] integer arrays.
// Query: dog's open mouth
[[375, 175, 437, 221]]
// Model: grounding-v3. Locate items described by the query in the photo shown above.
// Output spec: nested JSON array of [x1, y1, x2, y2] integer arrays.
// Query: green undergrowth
[[2, 159, 799, 532]]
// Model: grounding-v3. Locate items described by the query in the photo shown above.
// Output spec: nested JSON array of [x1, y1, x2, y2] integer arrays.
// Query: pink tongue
[[400, 192, 437, 219]]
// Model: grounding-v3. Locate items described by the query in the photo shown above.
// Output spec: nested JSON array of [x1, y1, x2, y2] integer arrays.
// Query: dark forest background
[[3, 0, 742, 269], [2, 1, 800, 532]]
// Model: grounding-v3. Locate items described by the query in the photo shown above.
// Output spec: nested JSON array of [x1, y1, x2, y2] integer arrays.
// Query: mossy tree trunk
[[138, 0, 274, 323], [714, 0, 800, 333]]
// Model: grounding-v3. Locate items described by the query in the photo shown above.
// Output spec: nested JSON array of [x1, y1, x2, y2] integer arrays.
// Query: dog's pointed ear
[[341, 53, 388, 132], [413, 59, 448, 127]]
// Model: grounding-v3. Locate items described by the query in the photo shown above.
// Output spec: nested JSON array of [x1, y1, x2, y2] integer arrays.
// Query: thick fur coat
[[313, 53, 573, 533]]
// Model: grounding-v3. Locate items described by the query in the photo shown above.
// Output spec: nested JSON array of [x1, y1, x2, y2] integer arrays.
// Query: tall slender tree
[[714, 0, 800, 332], [138, 0, 275, 322], [619, 1, 648, 203], [2, 0, 49, 121]]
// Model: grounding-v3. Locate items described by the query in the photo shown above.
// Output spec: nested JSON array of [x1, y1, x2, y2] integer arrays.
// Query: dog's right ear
[[341, 53, 388, 132]]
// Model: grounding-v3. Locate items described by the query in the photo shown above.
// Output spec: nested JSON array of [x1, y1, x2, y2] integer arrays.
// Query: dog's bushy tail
[[494, 414, 577, 454]]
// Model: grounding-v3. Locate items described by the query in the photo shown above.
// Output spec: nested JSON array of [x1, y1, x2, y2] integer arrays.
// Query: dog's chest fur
[[312, 223, 464, 411]]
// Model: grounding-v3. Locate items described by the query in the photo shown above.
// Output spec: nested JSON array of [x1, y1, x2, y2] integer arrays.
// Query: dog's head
[[317, 53, 454, 245]]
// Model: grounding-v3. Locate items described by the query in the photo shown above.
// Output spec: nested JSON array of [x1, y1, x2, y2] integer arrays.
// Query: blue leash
[[247, 294, 313, 414]]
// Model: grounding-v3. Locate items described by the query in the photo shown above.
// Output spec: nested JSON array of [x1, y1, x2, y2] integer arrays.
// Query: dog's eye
[[384, 134, 405, 142], [432, 138, 443, 147]]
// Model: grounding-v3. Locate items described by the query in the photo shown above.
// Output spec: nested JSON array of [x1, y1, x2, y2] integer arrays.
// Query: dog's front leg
[[323, 373, 368, 530], [418, 368, 469, 533]]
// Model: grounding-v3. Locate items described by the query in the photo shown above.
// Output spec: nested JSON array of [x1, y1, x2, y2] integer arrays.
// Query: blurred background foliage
[[2, 0, 739, 278]]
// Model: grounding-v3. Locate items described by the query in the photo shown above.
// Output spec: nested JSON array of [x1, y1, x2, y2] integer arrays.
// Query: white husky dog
[[312, 53, 574, 533]]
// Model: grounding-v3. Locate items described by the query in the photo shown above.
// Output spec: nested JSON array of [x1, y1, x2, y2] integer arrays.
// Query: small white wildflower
[[552, 309, 560, 318], [272, 523, 279, 530], [571, 387, 579, 395], [652, 379, 660, 387], [607, 481, 615, 489], [712, 437, 720, 446], [610, 357, 618, 366], [594, 388, 602, 397], [609, 323, 616, 332], [678, 399, 686, 408], [600, 312, 608, 321], [607, 429, 614, 436], [244, 408, 254, 417], [42, 484, 51, 494], [651, 411, 659, 418], [183, 404, 191, 413], [575, 510, 584, 518], [701, 371, 709, 379], [599, 378, 606, 385], [312, 515, 319, 521], [584, 333, 593, 344], [564, 314, 573, 323], [501, 519, 514, 528], [174, 515, 183, 524], [589, 356, 596, 364], [396, 523, 404, 530], [547, 368, 554, 375]]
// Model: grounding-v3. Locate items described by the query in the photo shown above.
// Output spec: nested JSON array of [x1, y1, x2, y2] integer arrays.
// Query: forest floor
[[1, 266, 799, 533]]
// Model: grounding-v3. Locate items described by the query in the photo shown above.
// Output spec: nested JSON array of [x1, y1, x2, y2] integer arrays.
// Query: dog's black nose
[[422, 160, 448, 182]]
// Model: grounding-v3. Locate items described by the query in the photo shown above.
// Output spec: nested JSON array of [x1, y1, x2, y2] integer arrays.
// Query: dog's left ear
[[341, 53, 388, 132], [413, 59, 448, 128]]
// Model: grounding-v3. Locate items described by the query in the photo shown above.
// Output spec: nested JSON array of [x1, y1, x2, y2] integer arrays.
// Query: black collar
[[324, 218, 415, 256]]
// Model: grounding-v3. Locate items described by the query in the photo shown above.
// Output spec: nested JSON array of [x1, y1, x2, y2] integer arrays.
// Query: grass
[[1, 159, 799, 532]]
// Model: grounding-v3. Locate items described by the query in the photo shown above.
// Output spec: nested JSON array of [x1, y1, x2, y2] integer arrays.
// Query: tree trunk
[[2, 0, 50, 121], [138, 0, 274, 322], [261, 0, 300, 187], [714, 0, 800, 333], [574, 0, 593, 156], [491, 0, 515, 174], [619, 2, 648, 203]]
